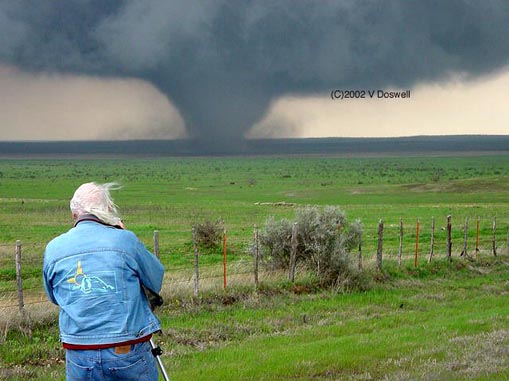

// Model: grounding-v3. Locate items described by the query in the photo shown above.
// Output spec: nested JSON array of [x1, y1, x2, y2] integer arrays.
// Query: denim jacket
[[43, 217, 164, 345]]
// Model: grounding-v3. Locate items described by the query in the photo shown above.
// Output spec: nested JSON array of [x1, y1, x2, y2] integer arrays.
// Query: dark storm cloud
[[1, 0, 509, 146]]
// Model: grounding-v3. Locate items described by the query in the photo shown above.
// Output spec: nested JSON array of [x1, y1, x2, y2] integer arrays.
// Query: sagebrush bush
[[257, 206, 363, 288], [194, 219, 223, 247], [257, 216, 293, 269]]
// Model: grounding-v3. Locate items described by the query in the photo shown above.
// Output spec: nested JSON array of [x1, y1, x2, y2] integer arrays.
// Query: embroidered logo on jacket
[[66, 261, 115, 295]]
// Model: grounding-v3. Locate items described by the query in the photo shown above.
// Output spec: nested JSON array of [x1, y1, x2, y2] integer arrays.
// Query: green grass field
[[1, 154, 509, 380], [2, 155, 508, 254]]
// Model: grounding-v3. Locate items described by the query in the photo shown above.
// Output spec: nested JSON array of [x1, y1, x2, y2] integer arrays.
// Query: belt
[[63, 334, 152, 351]]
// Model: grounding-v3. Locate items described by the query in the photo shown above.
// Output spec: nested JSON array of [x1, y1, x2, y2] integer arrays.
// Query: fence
[[1, 215, 508, 329]]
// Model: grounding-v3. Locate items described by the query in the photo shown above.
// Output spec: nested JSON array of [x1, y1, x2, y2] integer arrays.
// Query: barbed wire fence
[[1, 215, 508, 333]]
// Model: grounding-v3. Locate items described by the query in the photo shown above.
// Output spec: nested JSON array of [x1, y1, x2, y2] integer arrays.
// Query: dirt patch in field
[[401, 178, 508, 194], [381, 329, 509, 380]]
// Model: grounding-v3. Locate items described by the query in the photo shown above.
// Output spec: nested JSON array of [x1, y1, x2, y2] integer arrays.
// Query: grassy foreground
[[1, 256, 509, 380]]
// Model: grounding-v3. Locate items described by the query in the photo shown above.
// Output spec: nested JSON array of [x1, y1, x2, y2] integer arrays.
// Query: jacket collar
[[74, 214, 123, 229]]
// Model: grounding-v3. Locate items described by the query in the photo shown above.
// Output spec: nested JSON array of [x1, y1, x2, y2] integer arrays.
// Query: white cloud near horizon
[[0, 65, 186, 141], [249, 70, 509, 138]]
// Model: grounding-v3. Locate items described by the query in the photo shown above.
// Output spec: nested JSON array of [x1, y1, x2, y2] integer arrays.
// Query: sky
[[0, 1, 508, 144]]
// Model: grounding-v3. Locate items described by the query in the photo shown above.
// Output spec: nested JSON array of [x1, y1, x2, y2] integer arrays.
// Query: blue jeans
[[65, 341, 159, 381]]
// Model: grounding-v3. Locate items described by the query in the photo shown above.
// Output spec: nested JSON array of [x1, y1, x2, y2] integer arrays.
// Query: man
[[43, 182, 164, 381]]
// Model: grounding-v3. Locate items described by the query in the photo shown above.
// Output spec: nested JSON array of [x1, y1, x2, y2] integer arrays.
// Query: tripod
[[143, 285, 170, 381], [150, 336, 170, 381]]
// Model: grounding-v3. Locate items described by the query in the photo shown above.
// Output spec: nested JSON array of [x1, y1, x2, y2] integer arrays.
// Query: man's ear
[[72, 212, 78, 221]]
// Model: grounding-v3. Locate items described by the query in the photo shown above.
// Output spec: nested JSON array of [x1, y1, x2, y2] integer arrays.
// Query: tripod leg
[[150, 338, 170, 381]]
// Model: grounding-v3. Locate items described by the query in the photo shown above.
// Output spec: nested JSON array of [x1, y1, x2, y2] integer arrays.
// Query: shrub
[[257, 206, 363, 289], [257, 216, 293, 269], [194, 220, 223, 248]]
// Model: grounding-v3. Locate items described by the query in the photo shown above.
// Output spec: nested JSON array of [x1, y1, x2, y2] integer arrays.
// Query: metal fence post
[[192, 227, 199, 297], [253, 225, 259, 289], [289, 223, 298, 283]]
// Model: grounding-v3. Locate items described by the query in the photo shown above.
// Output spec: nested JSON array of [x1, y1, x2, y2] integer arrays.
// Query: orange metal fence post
[[223, 228, 227, 290]]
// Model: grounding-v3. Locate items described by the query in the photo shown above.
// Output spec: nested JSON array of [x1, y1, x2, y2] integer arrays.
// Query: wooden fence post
[[223, 228, 227, 291], [153, 230, 160, 259], [446, 215, 452, 262], [192, 227, 199, 297], [15, 240, 26, 317], [428, 217, 435, 263], [475, 217, 480, 257], [289, 223, 298, 283], [398, 218, 403, 267], [15, 240, 31, 336], [461, 217, 468, 258], [492, 217, 497, 256], [414, 219, 420, 268], [376, 220, 383, 271], [253, 225, 259, 289]]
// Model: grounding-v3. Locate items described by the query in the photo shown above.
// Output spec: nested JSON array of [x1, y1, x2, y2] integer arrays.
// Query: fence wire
[[1, 219, 508, 313]]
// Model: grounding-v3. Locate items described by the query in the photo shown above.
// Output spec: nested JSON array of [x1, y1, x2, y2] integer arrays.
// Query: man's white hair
[[70, 182, 122, 226]]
